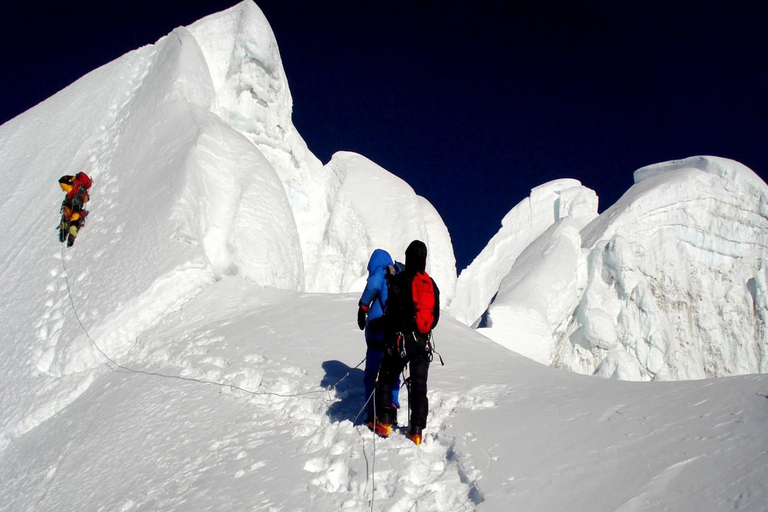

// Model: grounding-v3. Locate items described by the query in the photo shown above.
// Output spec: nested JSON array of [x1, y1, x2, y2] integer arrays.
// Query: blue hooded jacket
[[359, 249, 394, 344]]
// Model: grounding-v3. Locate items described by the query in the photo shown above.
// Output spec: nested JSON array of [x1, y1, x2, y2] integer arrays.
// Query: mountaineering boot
[[407, 426, 423, 446], [374, 422, 392, 438], [367, 415, 391, 437], [59, 220, 68, 243], [67, 224, 78, 247]]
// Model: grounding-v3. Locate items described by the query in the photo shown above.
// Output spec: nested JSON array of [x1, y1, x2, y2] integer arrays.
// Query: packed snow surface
[[0, 2, 767, 511], [2, 280, 767, 511]]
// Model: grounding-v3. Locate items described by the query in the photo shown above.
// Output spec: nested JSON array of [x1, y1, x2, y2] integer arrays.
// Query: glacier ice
[[471, 156, 768, 381]]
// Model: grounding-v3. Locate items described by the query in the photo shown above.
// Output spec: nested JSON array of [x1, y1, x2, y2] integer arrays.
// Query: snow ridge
[[0, 0, 456, 451]]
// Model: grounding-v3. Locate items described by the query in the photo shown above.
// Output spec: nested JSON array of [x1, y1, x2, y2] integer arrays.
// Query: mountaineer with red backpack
[[58, 172, 92, 247], [373, 240, 440, 445]]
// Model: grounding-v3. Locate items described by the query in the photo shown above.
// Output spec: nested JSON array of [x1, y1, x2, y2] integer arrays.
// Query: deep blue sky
[[2, 1, 766, 271]]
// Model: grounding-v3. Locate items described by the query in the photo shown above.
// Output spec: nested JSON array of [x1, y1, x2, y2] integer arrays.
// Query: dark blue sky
[[2, 1, 766, 271]]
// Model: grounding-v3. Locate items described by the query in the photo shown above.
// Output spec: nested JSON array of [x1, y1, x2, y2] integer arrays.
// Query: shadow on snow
[[321, 360, 366, 424]]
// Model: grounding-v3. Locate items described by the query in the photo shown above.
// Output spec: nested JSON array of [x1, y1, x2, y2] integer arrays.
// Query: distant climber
[[58, 172, 92, 247], [357, 249, 402, 428], [373, 240, 440, 446]]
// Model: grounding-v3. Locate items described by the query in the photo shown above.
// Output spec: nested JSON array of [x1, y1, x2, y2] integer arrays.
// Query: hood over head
[[405, 240, 427, 273], [367, 249, 393, 275]]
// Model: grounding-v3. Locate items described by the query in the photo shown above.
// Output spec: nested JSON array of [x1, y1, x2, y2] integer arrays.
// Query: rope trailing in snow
[[371, 387, 377, 512], [62, 247, 381, 508], [59, 246, 357, 399], [351, 380, 378, 511]]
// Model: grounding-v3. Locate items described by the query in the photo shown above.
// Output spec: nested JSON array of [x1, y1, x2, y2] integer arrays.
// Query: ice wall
[[560, 156, 768, 380], [470, 156, 768, 381], [450, 179, 598, 326], [314, 152, 457, 295]]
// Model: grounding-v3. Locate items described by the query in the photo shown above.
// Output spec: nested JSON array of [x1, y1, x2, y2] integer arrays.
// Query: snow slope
[[0, 0, 454, 450], [1, 280, 766, 511], [0, 2, 766, 510], [471, 157, 768, 381]]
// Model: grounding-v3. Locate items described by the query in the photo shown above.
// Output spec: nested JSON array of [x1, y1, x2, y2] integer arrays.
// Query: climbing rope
[[62, 245, 382, 508], [371, 387, 377, 512], [60, 246, 357, 399]]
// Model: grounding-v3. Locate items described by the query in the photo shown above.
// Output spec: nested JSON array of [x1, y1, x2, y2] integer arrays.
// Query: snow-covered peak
[[184, 1, 456, 293], [186, 1, 313, 173], [634, 155, 767, 192], [0, 0, 457, 451], [583, 155, 768, 251], [188, 1, 282, 95]]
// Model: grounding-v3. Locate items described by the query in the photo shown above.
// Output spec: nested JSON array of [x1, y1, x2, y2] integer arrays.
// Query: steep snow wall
[[477, 218, 588, 364], [560, 156, 768, 380], [185, 3, 326, 282], [0, 0, 458, 447], [184, 3, 457, 294], [472, 156, 768, 381], [450, 179, 598, 326], [313, 152, 457, 296]]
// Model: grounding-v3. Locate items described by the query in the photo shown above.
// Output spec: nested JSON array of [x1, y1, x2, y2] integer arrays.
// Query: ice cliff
[[463, 156, 768, 380]]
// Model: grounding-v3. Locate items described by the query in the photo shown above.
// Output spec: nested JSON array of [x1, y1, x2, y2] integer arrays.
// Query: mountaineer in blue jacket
[[357, 249, 401, 426]]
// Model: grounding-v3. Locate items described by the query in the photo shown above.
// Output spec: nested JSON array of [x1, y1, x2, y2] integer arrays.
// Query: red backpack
[[66, 172, 92, 202], [412, 271, 436, 334]]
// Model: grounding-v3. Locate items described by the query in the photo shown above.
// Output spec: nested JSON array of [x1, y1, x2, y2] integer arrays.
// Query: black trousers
[[375, 333, 431, 429]]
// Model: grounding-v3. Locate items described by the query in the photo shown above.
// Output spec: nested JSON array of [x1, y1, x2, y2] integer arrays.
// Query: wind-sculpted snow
[[450, 179, 598, 325], [0, 0, 458, 449], [477, 218, 588, 364], [1, 3, 767, 509], [315, 152, 457, 295], [186, 2, 328, 283], [474, 156, 768, 381], [0, 1, 455, 456], [184, 2, 458, 293], [560, 156, 768, 380]]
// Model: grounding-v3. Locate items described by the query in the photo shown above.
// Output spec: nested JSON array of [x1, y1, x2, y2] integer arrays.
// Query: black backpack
[[385, 270, 440, 336]]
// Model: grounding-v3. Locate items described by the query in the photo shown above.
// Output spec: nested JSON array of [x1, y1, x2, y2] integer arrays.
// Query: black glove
[[357, 306, 368, 330]]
